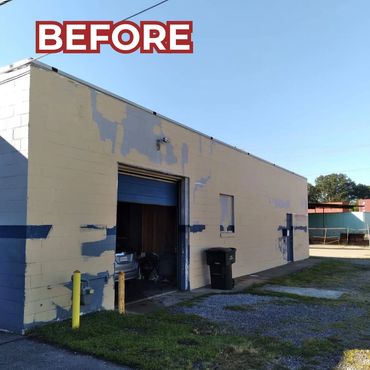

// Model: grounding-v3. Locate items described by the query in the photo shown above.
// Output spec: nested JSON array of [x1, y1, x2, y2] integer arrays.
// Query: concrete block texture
[[0, 67, 30, 333], [1, 61, 308, 331]]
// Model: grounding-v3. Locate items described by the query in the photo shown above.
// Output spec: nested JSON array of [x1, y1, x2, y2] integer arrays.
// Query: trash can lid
[[206, 247, 236, 252]]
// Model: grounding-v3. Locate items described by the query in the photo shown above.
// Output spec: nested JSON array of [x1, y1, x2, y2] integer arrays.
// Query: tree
[[308, 183, 319, 202], [314, 173, 356, 202], [354, 184, 370, 199]]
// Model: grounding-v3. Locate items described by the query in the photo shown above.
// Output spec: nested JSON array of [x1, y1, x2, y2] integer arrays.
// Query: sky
[[1, 0, 370, 185]]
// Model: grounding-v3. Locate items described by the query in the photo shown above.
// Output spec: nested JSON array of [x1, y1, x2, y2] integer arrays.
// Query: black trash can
[[206, 247, 236, 290]]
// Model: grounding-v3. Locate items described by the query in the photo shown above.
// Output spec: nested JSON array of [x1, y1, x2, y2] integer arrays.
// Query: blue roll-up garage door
[[118, 174, 177, 206]]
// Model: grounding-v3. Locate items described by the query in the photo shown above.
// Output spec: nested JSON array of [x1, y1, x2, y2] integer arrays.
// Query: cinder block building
[[0, 59, 308, 333]]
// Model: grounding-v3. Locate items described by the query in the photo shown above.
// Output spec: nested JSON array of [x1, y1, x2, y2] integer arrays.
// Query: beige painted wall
[[24, 63, 308, 327]]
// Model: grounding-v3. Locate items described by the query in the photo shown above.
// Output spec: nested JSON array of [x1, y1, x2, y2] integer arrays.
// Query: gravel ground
[[177, 294, 365, 346], [176, 294, 367, 369]]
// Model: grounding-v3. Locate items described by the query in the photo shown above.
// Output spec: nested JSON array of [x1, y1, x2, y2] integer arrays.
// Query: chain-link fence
[[309, 226, 370, 246]]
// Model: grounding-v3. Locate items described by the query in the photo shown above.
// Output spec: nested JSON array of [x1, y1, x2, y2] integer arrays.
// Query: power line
[[0, 0, 13, 6], [123, 0, 169, 21], [33, 0, 170, 61]]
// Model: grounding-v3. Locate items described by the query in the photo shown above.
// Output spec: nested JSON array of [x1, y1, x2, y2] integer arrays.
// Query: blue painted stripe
[[0, 225, 52, 239], [80, 224, 106, 230], [190, 224, 206, 233], [118, 174, 177, 206], [107, 226, 117, 236], [80, 225, 116, 235], [294, 226, 308, 232]]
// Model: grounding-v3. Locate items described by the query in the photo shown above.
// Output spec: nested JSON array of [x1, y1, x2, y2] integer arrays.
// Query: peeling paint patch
[[0, 225, 52, 239], [91, 90, 118, 153], [81, 227, 116, 257], [190, 224, 206, 233]]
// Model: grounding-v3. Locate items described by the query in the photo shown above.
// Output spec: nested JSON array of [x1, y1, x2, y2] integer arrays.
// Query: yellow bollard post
[[72, 270, 81, 329], [118, 271, 125, 314]]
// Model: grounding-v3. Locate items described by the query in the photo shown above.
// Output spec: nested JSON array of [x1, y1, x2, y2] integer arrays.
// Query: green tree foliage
[[308, 174, 370, 203], [312, 173, 357, 202], [308, 183, 320, 202], [353, 183, 370, 199]]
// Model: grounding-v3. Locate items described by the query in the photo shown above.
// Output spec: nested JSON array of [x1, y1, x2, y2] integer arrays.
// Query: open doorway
[[115, 169, 187, 303]]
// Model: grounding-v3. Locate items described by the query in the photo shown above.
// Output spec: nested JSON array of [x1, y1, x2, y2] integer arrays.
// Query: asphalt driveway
[[0, 332, 130, 370]]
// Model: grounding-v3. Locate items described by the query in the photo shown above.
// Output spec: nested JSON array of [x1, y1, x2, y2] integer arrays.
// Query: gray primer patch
[[262, 285, 345, 299], [121, 105, 177, 164], [193, 176, 211, 201], [54, 272, 109, 319], [181, 143, 189, 173], [91, 90, 182, 165], [25, 272, 110, 328], [165, 140, 177, 165], [209, 139, 214, 154], [91, 90, 118, 153], [270, 198, 290, 209], [194, 176, 211, 190]]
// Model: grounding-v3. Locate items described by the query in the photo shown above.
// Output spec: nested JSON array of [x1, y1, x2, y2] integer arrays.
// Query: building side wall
[[0, 68, 30, 332], [24, 65, 308, 327]]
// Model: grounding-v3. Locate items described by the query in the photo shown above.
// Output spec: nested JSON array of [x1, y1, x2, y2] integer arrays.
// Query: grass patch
[[29, 310, 278, 370], [265, 260, 366, 288], [299, 337, 341, 357], [29, 309, 331, 370]]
